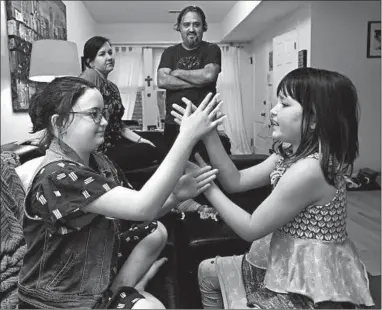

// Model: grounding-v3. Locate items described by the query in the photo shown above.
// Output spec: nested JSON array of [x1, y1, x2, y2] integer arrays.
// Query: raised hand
[[171, 92, 226, 143], [172, 162, 218, 201], [171, 92, 224, 125]]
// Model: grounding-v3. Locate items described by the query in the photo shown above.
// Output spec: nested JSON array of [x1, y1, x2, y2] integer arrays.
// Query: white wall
[[1, 0, 96, 144], [95, 22, 222, 44], [249, 5, 311, 151], [63, 0, 96, 62], [310, 1, 381, 172], [221, 1, 261, 39]]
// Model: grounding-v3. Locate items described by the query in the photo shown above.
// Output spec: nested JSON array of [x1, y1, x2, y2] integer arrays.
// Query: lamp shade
[[29, 39, 81, 82]]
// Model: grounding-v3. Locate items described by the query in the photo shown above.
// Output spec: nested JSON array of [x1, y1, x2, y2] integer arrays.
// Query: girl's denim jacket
[[18, 139, 122, 308]]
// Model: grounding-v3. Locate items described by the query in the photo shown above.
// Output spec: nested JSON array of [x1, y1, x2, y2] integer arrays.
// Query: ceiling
[[82, 1, 237, 24], [223, 1, 306, 42]]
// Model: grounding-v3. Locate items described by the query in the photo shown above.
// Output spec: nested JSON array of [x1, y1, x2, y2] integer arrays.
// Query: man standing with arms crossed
[[157, 5, 222, 153]]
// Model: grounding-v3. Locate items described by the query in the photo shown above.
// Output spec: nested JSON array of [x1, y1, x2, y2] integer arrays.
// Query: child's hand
[[171, 92, 226, 143], [194, 153, 219, 194], [173, 163, 218, 201], [171, 92, 224, 124]]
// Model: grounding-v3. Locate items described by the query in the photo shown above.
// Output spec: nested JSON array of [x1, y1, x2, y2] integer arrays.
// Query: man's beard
[[187, 36, 200, 48]]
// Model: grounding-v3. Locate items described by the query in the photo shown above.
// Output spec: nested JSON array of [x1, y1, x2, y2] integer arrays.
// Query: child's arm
[[203, 130, 279, 193], [83, 94, 225, 221], [201, 157, 330, 242], [172, 98, 279, 193]]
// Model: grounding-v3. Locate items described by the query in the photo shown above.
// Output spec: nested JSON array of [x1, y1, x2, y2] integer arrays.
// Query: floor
[[346, 190, 381, 276]]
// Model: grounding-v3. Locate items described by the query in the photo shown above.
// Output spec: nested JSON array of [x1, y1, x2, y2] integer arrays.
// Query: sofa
[[1, 134, 271, 309]]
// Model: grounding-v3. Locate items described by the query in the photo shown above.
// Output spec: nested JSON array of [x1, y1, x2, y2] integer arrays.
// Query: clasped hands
[[171, 93, 224, 200], [171, 92, 224, 128]]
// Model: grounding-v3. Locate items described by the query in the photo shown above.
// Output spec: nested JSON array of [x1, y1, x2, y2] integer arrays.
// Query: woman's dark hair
[[174, 6, 208, 32], [273, 67, 359, 184], [29, 76, 97, 150], [83, 36, 110, 68]]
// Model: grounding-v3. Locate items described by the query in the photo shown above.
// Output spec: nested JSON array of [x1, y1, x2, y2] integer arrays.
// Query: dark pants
[[106, 138, 163, 171], [163, 123, 180, 152]]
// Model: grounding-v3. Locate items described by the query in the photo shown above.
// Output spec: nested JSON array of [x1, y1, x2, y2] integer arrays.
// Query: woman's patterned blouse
[[79, 68, 125, 153]]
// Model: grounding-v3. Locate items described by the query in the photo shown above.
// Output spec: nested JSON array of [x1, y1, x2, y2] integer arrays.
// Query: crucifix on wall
[[145, 75, 153, 87]]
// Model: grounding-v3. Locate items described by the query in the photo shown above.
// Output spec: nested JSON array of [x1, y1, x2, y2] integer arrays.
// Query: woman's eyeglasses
[[70, 108, 109, 124]]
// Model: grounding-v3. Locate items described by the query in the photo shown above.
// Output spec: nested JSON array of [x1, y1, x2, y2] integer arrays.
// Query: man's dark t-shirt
[[158, 41, 221, 124]]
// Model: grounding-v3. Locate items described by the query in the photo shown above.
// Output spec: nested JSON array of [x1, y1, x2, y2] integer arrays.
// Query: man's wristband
[[137, 137, 142, 143]]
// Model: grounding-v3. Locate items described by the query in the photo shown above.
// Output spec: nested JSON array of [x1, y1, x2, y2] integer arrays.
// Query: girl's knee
[[198, 258, 217, 283], [133, 291, 166, 309], [143, 221, 167, 251], [198, 258, 223, 308], [132, 298, 165, 309], [156, 221, 168, 242], [151, 221, 168, 246]]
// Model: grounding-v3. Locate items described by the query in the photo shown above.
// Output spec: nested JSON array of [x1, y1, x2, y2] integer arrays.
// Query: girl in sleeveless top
[[172, 67, 375, 308]]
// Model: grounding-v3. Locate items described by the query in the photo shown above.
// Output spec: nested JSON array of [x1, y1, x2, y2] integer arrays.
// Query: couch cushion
[[1, 144, 44, 165], [15, 156, 44, 190]]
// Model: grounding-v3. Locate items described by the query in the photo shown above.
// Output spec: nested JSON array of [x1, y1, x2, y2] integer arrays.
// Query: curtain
[[217, 46, 251, 154], [108, 46, 144, 120], [152, 48, 165, 90]]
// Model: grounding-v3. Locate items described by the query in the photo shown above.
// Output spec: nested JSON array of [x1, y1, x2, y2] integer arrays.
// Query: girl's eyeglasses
[[70, 108, 109, 124]]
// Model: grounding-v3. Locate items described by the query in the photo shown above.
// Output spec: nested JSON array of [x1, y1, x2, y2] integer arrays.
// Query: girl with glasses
[[18, 76, 225, 309]]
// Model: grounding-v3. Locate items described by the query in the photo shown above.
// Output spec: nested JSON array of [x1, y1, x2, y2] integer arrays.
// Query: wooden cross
[[145, 76, 153, 87]]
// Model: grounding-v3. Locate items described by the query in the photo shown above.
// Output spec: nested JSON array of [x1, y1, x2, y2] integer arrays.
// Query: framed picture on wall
[[5, 0, 67, 112], [367, 21, 381, 58]]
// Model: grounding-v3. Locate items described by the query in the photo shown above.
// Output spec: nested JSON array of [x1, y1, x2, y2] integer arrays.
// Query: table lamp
[[29, 39, 80, 82]]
